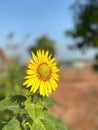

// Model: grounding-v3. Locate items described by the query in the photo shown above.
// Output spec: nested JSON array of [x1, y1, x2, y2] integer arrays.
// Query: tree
[[66, 0, 98, 50], [28, 36, 56, 57]]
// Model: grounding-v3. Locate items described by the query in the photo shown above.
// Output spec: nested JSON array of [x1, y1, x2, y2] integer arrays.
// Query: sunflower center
[[38, 63, 51, 80]]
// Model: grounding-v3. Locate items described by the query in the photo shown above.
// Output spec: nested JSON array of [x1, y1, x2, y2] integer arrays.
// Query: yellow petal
[[45, 51, 49, 58], [40, 81, 45, 96], [27, 64, 36, 70], [30, 78, 38, 92], [50, 62, 57, 66], [44, 83, 48, 96], [50, 58, 55, 63], [30, 85, 34, 92], [52, 66, 59, 72], [26, 79, 36, 88], [37, 50, 41, 60], [29, 59, 36, 65], [33, 80, 40, 93], [23, 77, 38, 88], [23, 79, 33, 86], [26, 70, 36, 75], [52, 73, 59, 81], [49, 78, 58, 91], [48, 54, 52, 59], [32, 52, 38, 63], [45, 81, 52, 94], [42, 50, 45, 57]]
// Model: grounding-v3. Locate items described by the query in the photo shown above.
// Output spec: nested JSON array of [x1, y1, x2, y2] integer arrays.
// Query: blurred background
[[0, 0, 98, 129]]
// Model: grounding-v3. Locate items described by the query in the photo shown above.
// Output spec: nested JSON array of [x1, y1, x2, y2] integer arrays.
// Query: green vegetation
[[0, 91, 68, 130], [0, 63, 25, 100], [66, 0, 98, 70], [66, 0, 98, 49], [0, 45, 67, 129], [28, 36, 56, 57]]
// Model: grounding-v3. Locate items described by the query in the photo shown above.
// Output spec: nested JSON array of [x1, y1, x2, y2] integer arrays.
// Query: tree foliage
[[28, 36, 56, 57], [66, 0, 98, 50]]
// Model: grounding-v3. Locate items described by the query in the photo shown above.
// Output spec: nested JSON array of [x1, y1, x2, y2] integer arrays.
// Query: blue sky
[[0, 0, 97, 60]]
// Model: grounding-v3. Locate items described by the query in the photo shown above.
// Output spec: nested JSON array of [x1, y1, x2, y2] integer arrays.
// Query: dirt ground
[[50, 67, 98, 130]]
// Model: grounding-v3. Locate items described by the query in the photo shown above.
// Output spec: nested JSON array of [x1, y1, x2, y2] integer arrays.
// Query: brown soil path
[[50, 68, 98, 130]]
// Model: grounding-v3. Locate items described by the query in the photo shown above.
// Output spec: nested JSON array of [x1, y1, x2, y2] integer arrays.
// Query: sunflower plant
[[0, 50, 68, 130]]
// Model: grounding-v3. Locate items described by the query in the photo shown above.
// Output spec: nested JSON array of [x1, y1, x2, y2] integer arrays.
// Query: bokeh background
[[0, 0, 98, 129]]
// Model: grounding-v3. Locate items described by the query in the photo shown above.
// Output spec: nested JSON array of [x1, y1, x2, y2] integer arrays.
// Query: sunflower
[[23, 50, 59, 96]]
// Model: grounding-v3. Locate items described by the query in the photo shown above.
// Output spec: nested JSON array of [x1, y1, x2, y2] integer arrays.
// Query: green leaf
[[36, 95, 54, 109], [42, 97, 54, 109], [0, 95, 26, 111], [24, 98, 57, 130], [43, 112, 68, 130], [2, 118, 21, 130], [24, 98, 43, 120], [24, 97, 68, 130], [31, 119, 56, 130]]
